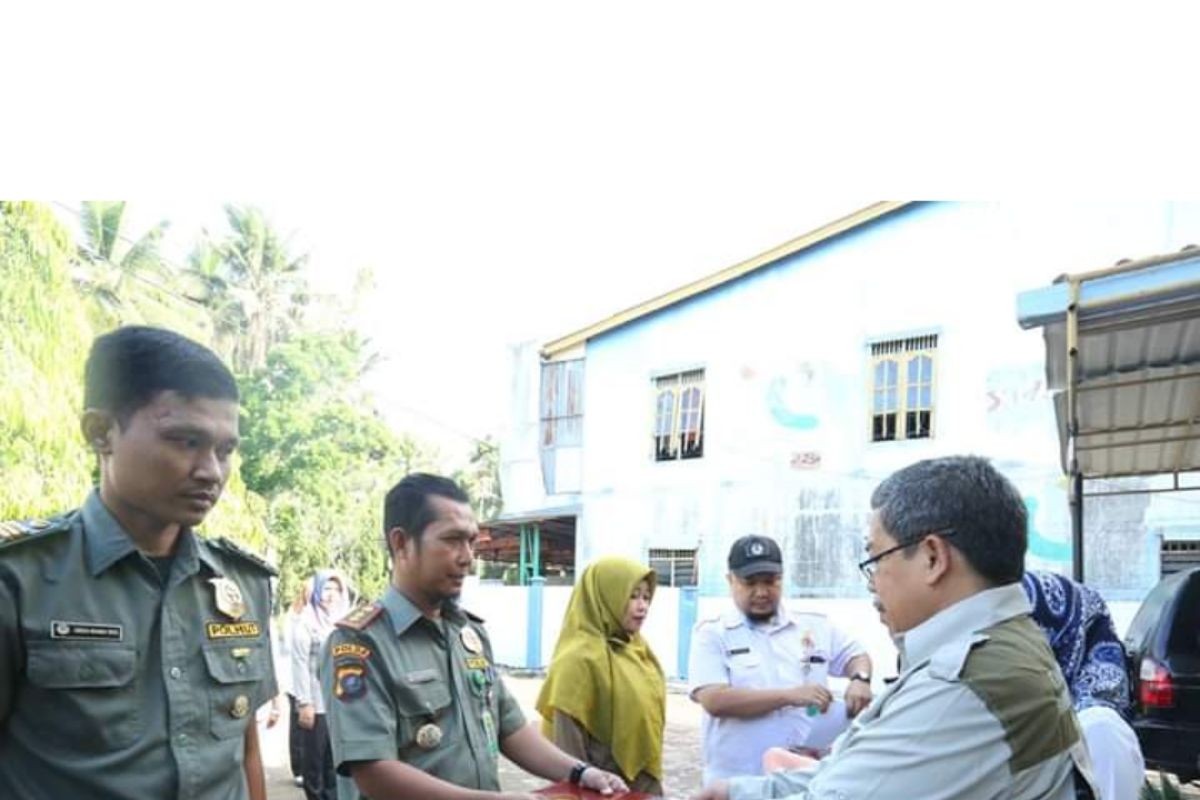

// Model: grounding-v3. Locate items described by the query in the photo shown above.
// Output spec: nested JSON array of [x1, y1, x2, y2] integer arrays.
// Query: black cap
[[727, 535, 783, 578]]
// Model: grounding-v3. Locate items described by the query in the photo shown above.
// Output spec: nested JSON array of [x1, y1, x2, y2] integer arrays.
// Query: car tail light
[[1139, 658, 1176, 709]]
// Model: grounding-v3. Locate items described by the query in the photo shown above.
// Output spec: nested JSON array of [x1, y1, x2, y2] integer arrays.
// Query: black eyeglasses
[[858, 529, 957, 581]]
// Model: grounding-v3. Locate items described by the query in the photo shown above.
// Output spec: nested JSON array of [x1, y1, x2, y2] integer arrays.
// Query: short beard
[[746, 609, 775, 623]]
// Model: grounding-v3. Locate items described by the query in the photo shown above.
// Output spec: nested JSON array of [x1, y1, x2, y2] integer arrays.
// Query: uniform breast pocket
[[787, 651, 830, 685], [24, 641, 140, 751], [202, 642, 269, 739], [728, 653, 765, 688], [395, 680, 454, 755]]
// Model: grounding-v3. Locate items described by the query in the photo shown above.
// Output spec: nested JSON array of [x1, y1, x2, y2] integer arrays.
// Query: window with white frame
[[870, 335, 937, 442], [648, 547, 698, 587], [652, 369, 705, 461], [540, 359, 584, 493]]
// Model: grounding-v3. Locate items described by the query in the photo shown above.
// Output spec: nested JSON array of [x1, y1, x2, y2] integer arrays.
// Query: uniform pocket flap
[[730, 653, 762, 668], [26, 642, 136, 689], [396, 679, 453, 717], [202, 643, 268, 684]]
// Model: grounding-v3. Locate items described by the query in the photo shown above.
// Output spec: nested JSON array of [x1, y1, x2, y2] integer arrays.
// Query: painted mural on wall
[[983, 364, 1060, 465], [765, 361, 822, 431], [1024, 496, 1072, 565], [735, 359, 861, 476]]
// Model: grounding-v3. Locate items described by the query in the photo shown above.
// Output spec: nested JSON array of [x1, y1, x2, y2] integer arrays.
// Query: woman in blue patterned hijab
[[1021, 570, 1131, 718]]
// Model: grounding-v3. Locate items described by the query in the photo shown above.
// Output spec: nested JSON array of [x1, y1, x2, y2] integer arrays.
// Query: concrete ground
[[264, 675, 1198, 799]]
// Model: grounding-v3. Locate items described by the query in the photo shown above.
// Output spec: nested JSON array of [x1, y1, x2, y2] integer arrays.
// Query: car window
[[1125, 571, 1187, 650], [1166, 572, 1200, 657]]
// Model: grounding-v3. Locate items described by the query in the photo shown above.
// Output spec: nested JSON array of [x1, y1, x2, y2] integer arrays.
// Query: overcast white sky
[[10, 3, 1200, 466]]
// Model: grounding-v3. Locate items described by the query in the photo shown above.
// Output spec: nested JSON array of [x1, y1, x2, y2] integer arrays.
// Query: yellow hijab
[[536, 557, 666, 782]]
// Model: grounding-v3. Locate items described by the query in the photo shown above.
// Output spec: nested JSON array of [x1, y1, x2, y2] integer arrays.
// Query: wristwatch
[[850, 671, 872, 683], [568, 762, 591, 785]]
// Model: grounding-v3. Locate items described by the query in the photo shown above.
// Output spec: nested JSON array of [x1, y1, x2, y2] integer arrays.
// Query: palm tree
[[72, 200, 209, 335], [213, 205, 308, 372], [181, 240, 247, 363]]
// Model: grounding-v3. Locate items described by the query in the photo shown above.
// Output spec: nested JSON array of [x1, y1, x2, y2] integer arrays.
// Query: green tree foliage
[[72, 201, 210, 339], [181, 240, 244, 355], [2, 200, 451, 606], [238, 332, 437, 604], [453, 436, 503, 522], [0, 202, 94, 518]]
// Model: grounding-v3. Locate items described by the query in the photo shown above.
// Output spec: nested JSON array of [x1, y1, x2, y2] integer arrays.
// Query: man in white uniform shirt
[[692, 457, 1099, 800], [687, 535, 873, 784]]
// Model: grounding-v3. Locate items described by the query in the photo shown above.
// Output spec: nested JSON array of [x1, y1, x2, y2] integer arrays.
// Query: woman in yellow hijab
[[536, 557, 667, 795]]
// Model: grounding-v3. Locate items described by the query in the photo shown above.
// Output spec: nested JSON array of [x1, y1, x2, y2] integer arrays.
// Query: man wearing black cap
[[687, 535, 872, 784]]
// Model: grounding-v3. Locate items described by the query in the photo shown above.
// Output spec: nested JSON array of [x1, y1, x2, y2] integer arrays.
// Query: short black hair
[[84, 326, 239, 425], [870, 455, 1027, 586], [383, 473, 471, 550]]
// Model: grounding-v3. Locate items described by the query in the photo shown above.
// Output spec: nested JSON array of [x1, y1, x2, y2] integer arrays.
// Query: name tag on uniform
[[205, 621, 262, 639], [465, 656, 490, 670], [727, 647, 751, 656], [50, 620, 123, 641], [405, 669, 438, 684]]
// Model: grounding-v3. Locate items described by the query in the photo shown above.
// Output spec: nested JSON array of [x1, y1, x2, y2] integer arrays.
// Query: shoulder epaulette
[[463, 608, 485, 624], [208, 536, 278, 576], [337, 603, 384, 631], [0, 515, 72, 550]]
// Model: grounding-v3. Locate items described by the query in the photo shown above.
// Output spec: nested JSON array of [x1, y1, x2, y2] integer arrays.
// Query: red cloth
[[535, 781, 658, 799]]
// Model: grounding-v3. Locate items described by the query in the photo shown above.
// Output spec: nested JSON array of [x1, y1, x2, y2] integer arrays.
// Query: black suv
[[1123, 566, 1200, 782]]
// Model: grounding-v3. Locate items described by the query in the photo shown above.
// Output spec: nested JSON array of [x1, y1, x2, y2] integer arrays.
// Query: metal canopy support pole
[[1067, 279, 1085, 582], [518, 524, 528, 586], [531, 523, 541, 579], [1070, 473, 1084, 582]]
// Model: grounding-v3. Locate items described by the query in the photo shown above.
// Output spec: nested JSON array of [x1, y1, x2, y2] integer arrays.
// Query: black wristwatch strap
[[568, 762, 590, 785]]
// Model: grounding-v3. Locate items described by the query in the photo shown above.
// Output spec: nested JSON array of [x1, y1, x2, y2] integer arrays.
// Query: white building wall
[[502, 201, 1200, 602]]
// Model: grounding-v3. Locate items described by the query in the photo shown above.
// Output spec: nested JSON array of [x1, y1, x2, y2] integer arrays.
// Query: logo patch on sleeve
[[335, 662, 368, 702]]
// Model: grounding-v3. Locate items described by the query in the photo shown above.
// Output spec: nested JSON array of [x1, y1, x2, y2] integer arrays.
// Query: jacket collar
[[897, 582, 1030, 668]]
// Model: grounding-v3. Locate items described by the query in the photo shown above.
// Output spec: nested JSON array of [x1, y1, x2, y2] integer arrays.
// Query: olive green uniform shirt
[[322, 586, 526, 798], [0, 491, 277, 800]]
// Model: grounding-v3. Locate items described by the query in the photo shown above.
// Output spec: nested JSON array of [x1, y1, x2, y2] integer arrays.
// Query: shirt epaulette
[[463, 608, 486, 624], [207, 536, 278, 576], [0, 515, 72, 550], [337, 603, 384, 631]]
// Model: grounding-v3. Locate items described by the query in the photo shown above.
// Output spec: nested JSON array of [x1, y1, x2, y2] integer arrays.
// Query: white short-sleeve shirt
[[687, 602, 865, 783]]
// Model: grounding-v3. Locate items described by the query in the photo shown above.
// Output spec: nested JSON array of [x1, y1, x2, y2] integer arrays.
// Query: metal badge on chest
[[209, 577, 246, 620]]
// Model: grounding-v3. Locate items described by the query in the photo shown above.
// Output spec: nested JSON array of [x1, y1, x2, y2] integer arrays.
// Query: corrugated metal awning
[[1017, 248, 1200, 479]]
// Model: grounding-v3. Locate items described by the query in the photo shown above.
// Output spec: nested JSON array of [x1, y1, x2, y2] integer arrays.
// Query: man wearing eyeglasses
[[692, 456, 1098, 800], [687, 534, 872, 785]]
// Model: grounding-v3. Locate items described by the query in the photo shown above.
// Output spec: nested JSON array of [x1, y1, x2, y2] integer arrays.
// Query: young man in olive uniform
[[322, 473, 628, 800], [0, 326, 277, 800]]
